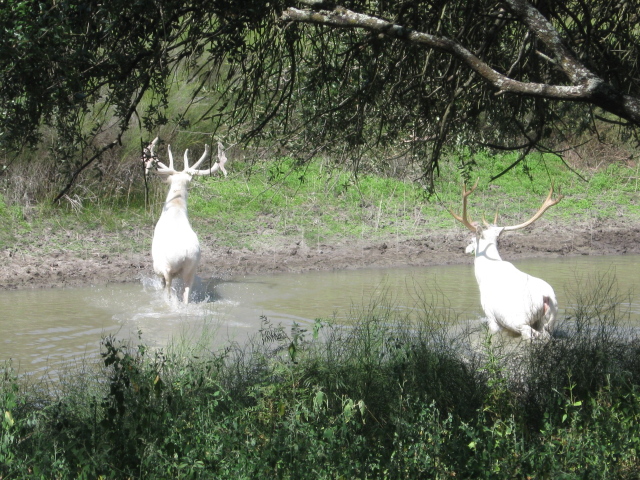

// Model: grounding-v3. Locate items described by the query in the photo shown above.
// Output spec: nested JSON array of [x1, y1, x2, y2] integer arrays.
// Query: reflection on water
[[1, 254, 639, 377]]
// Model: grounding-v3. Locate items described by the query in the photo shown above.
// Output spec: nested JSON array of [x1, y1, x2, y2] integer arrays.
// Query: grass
[[188, 156, 427, 247], [186, 147, 640, 244], [1, 141, 640, 259], [189, 148, 640, 251], [1, 274, 640, 478], [441, 149, 640, 223]]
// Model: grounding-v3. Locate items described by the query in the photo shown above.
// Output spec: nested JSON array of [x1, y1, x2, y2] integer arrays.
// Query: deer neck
[[472, 238, 502, 289], [161, 175, 191, 220], [474, 227, 504, 263], [474, 240, 502, 262]]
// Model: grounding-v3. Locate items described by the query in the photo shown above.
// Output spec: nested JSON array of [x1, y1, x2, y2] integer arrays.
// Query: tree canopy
[[1, 0, 639, 198]]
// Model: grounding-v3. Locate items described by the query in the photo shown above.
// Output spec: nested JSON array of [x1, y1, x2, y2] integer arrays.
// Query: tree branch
[[52, 140, 119, 203], [53, 72, 154, 204], [502, 0, 594, 84], [281, 4, 640, 125]]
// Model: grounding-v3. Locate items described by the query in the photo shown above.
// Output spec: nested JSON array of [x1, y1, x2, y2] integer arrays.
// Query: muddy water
[[1, 254, 639, 377]]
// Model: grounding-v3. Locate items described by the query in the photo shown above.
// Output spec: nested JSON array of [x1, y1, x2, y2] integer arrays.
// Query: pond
[[1, 254, 639, 378]]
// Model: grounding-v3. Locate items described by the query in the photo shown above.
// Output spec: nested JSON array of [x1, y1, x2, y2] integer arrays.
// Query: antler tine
[[142, 137, 160, 174], [449, 178, 479, 233], [167, 145, 175, 170], [502, 183, 564, 231], [152, 143, 175, 174], [191, 142, 228, 177], [183, 148, 190, 170], [217, 142, 228, 176], [482, 210, 499, 227], [148, 137, 159, 157], [189, 144, 211, 171]]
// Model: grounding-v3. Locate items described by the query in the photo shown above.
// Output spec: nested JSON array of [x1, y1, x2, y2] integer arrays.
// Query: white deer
[[449, 181, 563, 339], [143, 137, 228, 303]]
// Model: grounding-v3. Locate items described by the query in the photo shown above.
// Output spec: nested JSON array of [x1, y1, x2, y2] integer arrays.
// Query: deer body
[[152, 171, 201, 303], [144, 138, 227, 303], [468, 226, 558, 339], [450, 182, 563, 339]]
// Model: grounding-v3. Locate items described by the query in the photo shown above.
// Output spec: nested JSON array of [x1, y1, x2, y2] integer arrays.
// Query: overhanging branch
[[282, 7, 585, 98], [281, 4, 640, 125]]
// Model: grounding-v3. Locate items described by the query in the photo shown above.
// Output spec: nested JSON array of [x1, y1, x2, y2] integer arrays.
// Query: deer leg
[[542, 296, 558, 335], [162, 274, 174, 299], [182, 270, 196, 304], [543, 296, 550, 315], [520, 324, 551, 340], [519, 325, 535, 340]]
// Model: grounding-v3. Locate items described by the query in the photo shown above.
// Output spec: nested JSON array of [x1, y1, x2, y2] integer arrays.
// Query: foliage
[[0, 0, 278, 199], [1, 0, 640, 199], [2, 276, 640, 478], [192, 149, 640, 249]]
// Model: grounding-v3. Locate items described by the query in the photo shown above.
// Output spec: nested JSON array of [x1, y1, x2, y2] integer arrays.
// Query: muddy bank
[[2, 218, 640, 290]]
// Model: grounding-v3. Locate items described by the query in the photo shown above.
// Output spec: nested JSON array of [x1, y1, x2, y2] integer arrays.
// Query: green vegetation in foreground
[[2, 274, 640, 478], [2, 149, 639, 257]]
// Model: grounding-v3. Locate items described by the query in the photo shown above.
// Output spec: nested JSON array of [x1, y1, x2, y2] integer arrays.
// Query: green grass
[[444, 149, 640, 219], [186, 149, 640, 251], [189, 156, 426, 247], [1, 147, 639, 259]]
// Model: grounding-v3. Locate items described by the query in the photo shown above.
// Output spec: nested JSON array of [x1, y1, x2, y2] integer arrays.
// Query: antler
[[449, 179, 479, 233], [189, 142, 228, 177], [153, 144, 178, 175], [145, 139, 229, 177], [482, 211, 499, 227], [502, 184, 564, 231], [142, 137, 160, 174]]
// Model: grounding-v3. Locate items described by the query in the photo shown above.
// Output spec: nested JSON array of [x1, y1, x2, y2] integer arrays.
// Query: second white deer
[[450, 181, 563, 339], [144, 138, 228, 303]]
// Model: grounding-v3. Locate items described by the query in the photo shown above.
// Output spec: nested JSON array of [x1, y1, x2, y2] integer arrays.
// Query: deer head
[[142, 137, 228, 180], [450, 181, 563, 259]]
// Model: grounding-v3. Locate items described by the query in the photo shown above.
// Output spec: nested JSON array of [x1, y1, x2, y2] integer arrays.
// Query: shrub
[[1, 275, 640, 478]]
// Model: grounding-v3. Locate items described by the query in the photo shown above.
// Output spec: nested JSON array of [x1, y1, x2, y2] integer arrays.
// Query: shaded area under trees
[[0, 0, 639, 199]]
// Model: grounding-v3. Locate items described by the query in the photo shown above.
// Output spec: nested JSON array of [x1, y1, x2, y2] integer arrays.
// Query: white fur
[[152, 170, 201, 303], [466, 226, 557, 339], [450, 181, 562, 340], [146, 139, 227, 303]]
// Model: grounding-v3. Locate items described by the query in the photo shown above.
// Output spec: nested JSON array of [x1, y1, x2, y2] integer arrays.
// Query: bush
[[1, 276, 640, 478]]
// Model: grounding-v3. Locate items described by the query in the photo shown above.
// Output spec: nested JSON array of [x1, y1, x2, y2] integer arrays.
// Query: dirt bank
[[2, 218, 640, 290]]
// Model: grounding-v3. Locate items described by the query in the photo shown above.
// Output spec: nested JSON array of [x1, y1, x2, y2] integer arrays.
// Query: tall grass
[[2, 274, 640, 479]]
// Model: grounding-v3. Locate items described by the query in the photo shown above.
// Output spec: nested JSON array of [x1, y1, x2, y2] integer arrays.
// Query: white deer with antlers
[[143, 137, 228, 303], [450, 181, 563, 339]]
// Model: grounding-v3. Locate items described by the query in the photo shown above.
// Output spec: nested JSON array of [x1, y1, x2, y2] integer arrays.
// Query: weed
[[2, 277, 640, 478]]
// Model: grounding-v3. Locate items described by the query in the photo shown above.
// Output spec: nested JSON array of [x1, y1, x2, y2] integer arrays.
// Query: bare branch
[[282, 8, 581, 97]]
